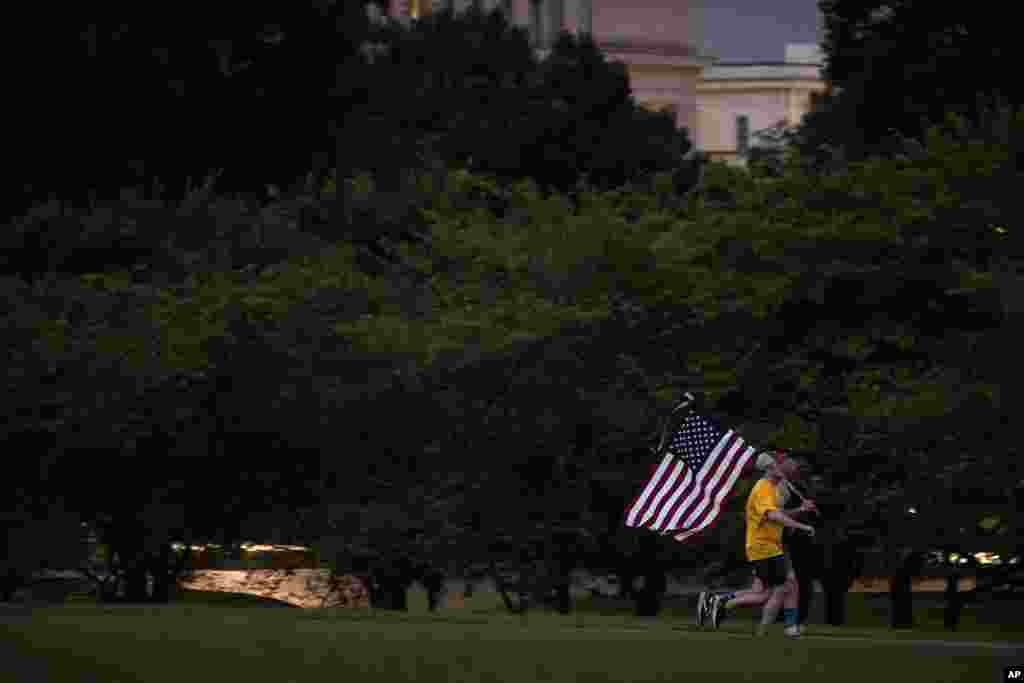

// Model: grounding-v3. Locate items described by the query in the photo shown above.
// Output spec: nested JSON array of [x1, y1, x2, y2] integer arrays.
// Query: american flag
[[624, 400, 757, 542]]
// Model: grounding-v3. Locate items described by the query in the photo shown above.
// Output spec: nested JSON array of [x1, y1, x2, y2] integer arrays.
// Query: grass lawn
[[59, 580, 1024, 640], [574, 590, 1024, 642], [2, 591, 1020, 683]]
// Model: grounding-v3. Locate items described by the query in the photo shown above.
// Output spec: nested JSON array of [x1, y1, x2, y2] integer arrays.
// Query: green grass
[[2, 593, 1020, 683], [64, 584, 1024, 641], [572, 591, 1024, 641]]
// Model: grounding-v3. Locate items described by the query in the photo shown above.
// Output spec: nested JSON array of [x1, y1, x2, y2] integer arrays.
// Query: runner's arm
[[765, 509, 813, 533]]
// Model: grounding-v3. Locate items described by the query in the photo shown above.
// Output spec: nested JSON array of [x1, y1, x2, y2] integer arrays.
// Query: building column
[[547, 0, 564, 44], [509, 0, 530, 29], [565, 0, 582, 35], [563, 0, 593, 35], [577, 0, 591, 35]]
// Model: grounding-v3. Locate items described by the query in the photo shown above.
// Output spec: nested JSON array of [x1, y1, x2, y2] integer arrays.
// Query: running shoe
[[696, 591, 710, 627], [711, 594, 727, 629]]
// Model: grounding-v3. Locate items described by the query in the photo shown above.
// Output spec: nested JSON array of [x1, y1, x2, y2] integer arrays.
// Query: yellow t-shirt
[[745, 478, 784, 561]]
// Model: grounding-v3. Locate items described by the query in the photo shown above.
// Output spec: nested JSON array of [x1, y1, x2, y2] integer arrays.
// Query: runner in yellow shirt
[[699, 452, 816, 637]]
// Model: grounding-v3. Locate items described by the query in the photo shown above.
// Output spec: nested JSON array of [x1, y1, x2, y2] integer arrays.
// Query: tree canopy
[[3, 3, 1019, 623]]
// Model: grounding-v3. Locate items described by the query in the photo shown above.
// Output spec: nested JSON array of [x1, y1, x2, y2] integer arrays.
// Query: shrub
[[0, 190, 332, 285]]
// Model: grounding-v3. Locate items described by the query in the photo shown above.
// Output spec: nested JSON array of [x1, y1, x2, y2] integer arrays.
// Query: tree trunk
[[0, 570, 24, 602], [354, 572, 378, 605], [547, 528, 577, 615], [97, 575, 120, 603], [367, 576, 387, 608], [633, 544, 666, 618], [123, 564, 150, 603], [421, 567, 444, 613], [379, 580, 408, 610], [144, 543, 183, 604], [634, 569, 665, 617], [553, 579, 571, 615], [371, 556, 414, 611], [617, 556, 636, 600], [796, 573, 816, 624], [890, 573, 913, 629], [890, 551, 921, 629], [490, 560, 525, 614], [148, 553, 177, 604], [150, 572, 172, 603], [943, 574, 963, 631], [821, 536, 862, 627], [787, 530, 821, 625], [823, 577, 848, 626], [495, 581, 523, 613]]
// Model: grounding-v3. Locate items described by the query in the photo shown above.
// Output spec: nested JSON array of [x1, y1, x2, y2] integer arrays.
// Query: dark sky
[[691, 0, 824, 63]]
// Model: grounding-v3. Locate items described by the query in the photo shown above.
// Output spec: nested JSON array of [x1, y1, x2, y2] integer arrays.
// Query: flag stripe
[[663, 431, 741, 531], [649, 468, 694, 531], [639, 459, 685, 528], [684, 445, 753, 531], [625, 407, 761, 544], [674, 435, 745, 530], [624, 452, 675, 528], [641, 458, 690, 529], [674, 446, 755, 542]]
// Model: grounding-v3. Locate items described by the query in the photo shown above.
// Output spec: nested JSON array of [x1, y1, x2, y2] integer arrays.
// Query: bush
[[0, 190, 331, 285]]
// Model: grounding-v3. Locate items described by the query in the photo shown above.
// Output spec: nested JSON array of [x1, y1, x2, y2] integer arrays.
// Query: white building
[[695, 42, 826, 166], [381, 0, 712, 136], [375, 4, 825, 167]]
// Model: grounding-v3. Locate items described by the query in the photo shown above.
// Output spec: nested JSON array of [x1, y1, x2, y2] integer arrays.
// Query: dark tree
[[6, 2, 382, 225], [350, 12, 691, 196], [789, 0, 1023, 167]]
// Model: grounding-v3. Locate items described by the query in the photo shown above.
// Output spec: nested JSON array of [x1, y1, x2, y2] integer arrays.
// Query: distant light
[[959, 557, 969, 565], [975, 552, 1000, 565], [907, 507, 917, 515]]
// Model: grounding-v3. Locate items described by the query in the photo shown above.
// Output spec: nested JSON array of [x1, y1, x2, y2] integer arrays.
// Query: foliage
[[0, 191, 331, 285], [4, 100, 1023, 614], [794, 0, 1023, 167], [517, 33, 692, 192], [5, 2, 382, 224], [346, 12, 692, 195]]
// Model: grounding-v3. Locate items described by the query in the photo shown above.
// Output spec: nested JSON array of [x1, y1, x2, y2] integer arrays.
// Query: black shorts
[[751, 554, 791, 588]]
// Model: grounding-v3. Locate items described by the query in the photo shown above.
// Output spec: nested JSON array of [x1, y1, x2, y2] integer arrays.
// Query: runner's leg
[[782, 564, 801, 636], [756, 585, 786, 635]]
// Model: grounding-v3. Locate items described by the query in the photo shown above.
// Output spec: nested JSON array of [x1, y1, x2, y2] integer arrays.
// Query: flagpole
[[782, 478, 820, 522], [654, 392, 696, 457], [783, 478, 805, 502]]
